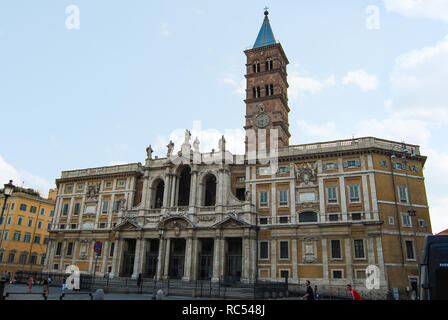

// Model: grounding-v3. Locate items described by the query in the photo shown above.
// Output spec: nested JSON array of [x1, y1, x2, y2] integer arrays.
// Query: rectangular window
[[30, 206, 37, 213], [259, 191, 269, 208], [327, 186, 338, 204], [351, 213, 362, 220], [388, 217, 395, 225], [43, 237, 49, 245], [329, 214, 339, 221], [10, 202, 15, 210], [278, 190, 288, 206], [277, 166, 290, 174], [40, 208, 45, 216], [19, 253, 27, 264], [259, 241, 269, 259], [24, 233, 31, 243], [77, 184, 84, 191], [17, 216, 23, 226], [40, 254, 46, 265], [332, 270, 343, 279], [65, 185, 73, 193], [47, 222, 52, 231], [50, 210, 54, 217], [28, 218, 33, 227], [405, 240, 415, 260], [398, 185, 408, 203], [280, 270, 290, 279], [13, 232, 21, 241], [402, 213, 412, 227], [259, 218, 268, 225], [280, 241, 289, 259], [62, 203, 69, 215], [20, 204, 27, 211], [56, 242, 62, 256], [343, 160, 361, 168], [322, 162, 339, 170], [37, 220, 42, 229], [117, 180, 126, 188], [354, 239, 365, 259], [7, 216, 12, 224], [73, 203, 80, 215], [418, 220, 427, 227], [66, 242, 74, 256], [279, 216, 289, 224], [29, 255, 37, 265], [8, 253, 16, 263], [236, 177, 245, 182], [112, 200, 119, 212], [70, 223, 77, 229], [348, 184, 360, 202], [99, 222, 107, 229], [102, 200, 109, 213], [3, 231, 8, 240], [379, 160, 388, 168], [331, 240, 341, 259], [393, 162, 406, 170], [33, 235, 41, 244], [109, 242, 115, 257], [60, 224, 66, 230]]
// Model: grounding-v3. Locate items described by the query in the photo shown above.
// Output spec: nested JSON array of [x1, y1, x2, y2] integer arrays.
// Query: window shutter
[[343, 161, 348, 168], [355, 160, 361, 167], [334, 162, 339, 169]]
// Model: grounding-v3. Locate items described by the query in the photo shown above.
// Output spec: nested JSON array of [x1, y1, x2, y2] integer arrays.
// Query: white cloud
[[288, 70, 337, 98], [382, 0, 448, 22], [296, 120, 342, 142], [219, 76, 245, 96], [389, 35, 448, 124], [342, 69, 379, 92], [0, 154, 53, 197]]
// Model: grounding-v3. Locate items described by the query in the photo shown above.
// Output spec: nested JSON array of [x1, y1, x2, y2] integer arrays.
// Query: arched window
[[298, 211, 318, 223], [177, 166, 191, 206], [203, 174, 217, 206], [153, 179, 165, 209], [266, 58, 273, 71]]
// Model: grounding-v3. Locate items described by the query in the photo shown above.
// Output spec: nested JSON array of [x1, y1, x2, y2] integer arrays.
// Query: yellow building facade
[[0, 187, 55, 276]]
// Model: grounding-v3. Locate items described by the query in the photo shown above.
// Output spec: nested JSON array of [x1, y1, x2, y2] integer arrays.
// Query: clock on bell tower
[[244, 9, 291, 154]]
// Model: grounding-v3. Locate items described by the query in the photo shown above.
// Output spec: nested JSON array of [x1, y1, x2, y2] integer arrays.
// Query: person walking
[[28, 276, 33, 293], [314, 285, 320, 300], [43, 279, 49, 299], [61, 278, 67, 293], [346, 284, 361, 300], [302, 280, 314, 300]]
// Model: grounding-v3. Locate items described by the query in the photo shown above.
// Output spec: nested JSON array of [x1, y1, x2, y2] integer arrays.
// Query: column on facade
[[271, 183, 277, 220], [211, 233, 221, 281], [191, 237, 199, 281], [156, 238, 166, 280], [271, 238, 277, 281], [318, 177, 326, 223], [71, 241, 79, 266], [140, 173, 150, 208], [289, 178, 296, 223], [339, 177, 347, 221], [362, 175, 371, 219], [375, 236, 387, 286], [321, 238, 329, 281], [132, 237, 146, 278], [163, 173, 171, 208], [101, 240, 109, 274], [241, 233, 250, 282], [44, 239, 55, 271], [59, 240, 67, 271], [367, 236, 375, 265], [367, 155, 379, 220], [163, 238, 171, 278], [94, 194, 102, 228], [249, 234, 257, 281], [182, 236, 193, 281], [216, 169, 224, 207], [170, 174, 178, 207], [344, 238, 353, 283], [189, 169, 198, 208], [111, 238, 123, 277], [219, 237, 226, 279], [88, 240, 96, 273], [292, 239, 298, 281]]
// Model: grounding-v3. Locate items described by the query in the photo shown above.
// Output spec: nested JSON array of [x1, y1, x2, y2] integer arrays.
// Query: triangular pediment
[[113, 219, 142, 231], [213, 216, 249, 229]]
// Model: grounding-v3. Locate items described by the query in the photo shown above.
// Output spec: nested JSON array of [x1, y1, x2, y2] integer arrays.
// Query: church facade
[[44, 11, 432, 298]]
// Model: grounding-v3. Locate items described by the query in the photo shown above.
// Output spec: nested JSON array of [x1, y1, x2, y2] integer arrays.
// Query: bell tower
[[244, 9, 291, 153]]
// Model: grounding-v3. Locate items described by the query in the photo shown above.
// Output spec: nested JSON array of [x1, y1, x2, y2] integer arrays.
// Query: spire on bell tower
[[244, 9, 291, 153]]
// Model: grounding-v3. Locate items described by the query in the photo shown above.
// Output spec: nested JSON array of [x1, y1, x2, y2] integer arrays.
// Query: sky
[[0, 0, 447, 233]]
